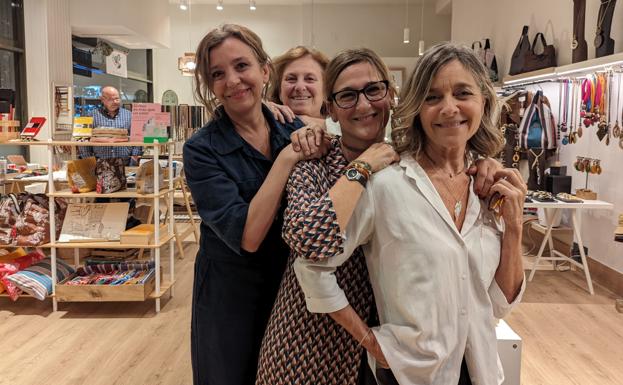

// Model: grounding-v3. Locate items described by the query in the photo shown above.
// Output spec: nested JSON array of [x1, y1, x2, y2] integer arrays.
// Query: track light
[[249, 0, 256, 10], [216, 0, 223, 11]]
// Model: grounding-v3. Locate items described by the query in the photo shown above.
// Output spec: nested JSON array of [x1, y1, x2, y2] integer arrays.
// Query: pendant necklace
[[423, 151, 469, 220], [613, 72, 621, 139], [595, 0, 613, 48]]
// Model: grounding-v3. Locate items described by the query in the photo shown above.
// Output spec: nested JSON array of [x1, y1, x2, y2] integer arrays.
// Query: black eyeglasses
[[330, 80, 389, 109]]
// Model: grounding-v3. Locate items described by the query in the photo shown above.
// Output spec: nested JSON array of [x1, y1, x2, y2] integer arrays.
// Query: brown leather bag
[[523, 32, 557, 73], [509, 26, 531, 75]]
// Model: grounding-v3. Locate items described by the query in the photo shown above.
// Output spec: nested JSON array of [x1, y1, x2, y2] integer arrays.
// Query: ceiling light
[[403, 0, 409, 44], [216, 0, 223, 11], [249, 0, 256, 10], [418, 1, 425, 55], [179, 0, 188, 10]]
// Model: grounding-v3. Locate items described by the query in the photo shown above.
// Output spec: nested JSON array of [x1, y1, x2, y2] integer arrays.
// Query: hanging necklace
[[613, 72, 621, 138], [423, 150, 469, 220], [595, 0, 613, 48], [572, 3, 583, 49]]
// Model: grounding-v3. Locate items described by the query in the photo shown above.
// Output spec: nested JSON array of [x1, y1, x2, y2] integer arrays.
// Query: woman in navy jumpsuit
[[183, 24, 325, 385]]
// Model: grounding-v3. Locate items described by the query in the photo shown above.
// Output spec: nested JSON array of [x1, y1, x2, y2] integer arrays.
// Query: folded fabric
[[6, 257, 75, 300], [0, 250, 45, 301], [79, 260, 154, 275]]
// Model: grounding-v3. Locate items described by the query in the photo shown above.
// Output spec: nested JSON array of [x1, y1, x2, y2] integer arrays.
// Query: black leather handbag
[[523, 32, 557, 72], [509, 26, 531, 75]]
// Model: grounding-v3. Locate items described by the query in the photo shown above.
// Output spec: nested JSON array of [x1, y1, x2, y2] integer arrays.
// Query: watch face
[[346, 168, 359, 179]]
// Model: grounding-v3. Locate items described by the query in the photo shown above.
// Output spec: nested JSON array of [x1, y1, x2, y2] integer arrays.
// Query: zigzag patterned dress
[[255, 138, 377, 385]]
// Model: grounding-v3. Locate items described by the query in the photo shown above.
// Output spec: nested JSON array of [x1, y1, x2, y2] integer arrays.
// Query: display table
[[524, 199, 613, 294]]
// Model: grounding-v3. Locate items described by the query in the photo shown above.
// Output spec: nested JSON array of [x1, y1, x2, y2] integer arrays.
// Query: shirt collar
[[211, 104, 292, 156], [398, 152, 481, 238], [99, 106, 120, 119]]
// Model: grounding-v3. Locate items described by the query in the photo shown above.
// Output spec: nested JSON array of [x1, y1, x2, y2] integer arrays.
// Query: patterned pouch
[[96, 157, 127, 193]]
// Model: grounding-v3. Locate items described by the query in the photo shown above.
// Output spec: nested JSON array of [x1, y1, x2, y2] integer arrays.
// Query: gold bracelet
[[357, 329, 373, 349], [350, 160, 373, 175]]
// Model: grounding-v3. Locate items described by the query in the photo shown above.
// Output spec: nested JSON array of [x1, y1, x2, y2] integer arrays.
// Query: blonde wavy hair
[[194, 24, 272, 118], [391, 42, 503, 157]]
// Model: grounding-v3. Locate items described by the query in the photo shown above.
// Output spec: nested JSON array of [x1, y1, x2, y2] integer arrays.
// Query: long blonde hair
[[194, 24, 273, 117], [391, 42, 503, 157]]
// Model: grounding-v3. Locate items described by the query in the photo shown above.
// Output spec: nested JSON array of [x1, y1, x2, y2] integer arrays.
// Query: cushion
[[6, 257, 75, 301]]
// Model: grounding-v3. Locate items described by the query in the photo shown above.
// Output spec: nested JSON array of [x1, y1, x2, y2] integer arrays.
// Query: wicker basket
[[575, 189, 597, 200], [0, 120, 20, 142]]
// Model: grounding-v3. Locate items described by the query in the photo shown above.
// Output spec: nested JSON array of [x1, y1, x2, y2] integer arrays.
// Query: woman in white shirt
[[294, 42, 527, 385]]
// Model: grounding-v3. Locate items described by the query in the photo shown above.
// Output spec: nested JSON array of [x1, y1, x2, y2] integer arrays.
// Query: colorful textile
[[0, 250, 45, 301], [6, 257, 75, 300], [256, 138, 376, 385]]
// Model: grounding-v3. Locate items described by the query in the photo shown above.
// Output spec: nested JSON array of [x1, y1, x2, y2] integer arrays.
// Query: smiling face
[[279, 55, 325, 118], [328, 61, 391, 149], [208, 37, 269, 117], [418, 59, 484, 153]]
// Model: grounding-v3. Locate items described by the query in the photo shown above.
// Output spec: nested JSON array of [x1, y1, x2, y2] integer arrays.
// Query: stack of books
[[90, 127, 129, 143]]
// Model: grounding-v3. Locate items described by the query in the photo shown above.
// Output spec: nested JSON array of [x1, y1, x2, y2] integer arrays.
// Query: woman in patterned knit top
[[255, 48, 398, 385]]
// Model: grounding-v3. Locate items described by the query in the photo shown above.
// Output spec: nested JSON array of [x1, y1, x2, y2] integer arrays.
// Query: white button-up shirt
[[294, 154, 525, 385]]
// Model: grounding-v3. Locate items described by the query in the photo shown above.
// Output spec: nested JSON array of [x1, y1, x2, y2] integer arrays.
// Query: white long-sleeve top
[[294, 154, 525, 385]]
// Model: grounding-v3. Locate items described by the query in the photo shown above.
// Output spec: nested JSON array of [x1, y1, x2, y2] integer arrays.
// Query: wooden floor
[[1, 241, 622, 385]]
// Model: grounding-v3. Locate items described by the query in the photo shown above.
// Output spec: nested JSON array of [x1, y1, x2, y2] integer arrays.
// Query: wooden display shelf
[[56, 275, 157, 302], [43, 234, 174, 249], [149, 280, 175, 299], [55, 278, 174, 302], [0, 140, 174, 147], [48, 187, 175, 199]]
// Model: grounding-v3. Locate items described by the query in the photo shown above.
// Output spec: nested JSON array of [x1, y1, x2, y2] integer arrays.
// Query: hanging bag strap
[[531, 32, 548, 55]]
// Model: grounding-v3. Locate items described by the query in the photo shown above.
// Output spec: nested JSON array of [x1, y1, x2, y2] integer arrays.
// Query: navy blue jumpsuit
[[183, 104, 304, 385]]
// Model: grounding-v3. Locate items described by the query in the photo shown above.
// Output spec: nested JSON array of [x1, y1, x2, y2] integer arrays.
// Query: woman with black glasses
[[256, 48, 504, 385], [255, 48, 398, 385]]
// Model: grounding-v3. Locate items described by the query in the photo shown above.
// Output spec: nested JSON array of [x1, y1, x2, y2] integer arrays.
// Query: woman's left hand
[[468, 157, 504, 198], [488, 168, 527, 231], [291, 124, 325, 157], [266, 101, 296, 124]]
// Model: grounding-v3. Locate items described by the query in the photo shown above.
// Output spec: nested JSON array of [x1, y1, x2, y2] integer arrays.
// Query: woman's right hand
[[356, 143, 400, 173], [364, 331, 390, 369]]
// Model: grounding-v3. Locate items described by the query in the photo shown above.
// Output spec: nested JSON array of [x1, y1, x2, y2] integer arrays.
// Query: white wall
[[452, 0, 623, 274], [70, 0, 171, 49], [153, 3, 448, 104], [24, 0, 73, 164]]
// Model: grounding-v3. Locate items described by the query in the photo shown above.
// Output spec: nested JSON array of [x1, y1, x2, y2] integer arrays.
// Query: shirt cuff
[[304, 289, 349, 314], [489, 273, 526, 319]]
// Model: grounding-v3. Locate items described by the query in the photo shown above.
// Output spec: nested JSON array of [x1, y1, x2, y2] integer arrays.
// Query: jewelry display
[[573, 156, 602, 199], [572, 0, 588, 62], [556, 192, 584, 203], [595, 0, 617, 58]]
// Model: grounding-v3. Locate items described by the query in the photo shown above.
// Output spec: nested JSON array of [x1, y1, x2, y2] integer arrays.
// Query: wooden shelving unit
[[0, 140, 178, 313]]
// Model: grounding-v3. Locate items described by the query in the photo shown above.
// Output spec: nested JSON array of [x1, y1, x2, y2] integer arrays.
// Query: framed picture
[[389, 67, 406, 91], [52, 83, 74, 134]]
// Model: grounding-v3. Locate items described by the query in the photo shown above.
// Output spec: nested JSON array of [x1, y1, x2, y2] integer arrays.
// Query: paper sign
[[105, 50, 128, 78]]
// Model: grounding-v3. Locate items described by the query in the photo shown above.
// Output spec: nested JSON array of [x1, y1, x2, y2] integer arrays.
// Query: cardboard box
[[120, 224, 169, 245]]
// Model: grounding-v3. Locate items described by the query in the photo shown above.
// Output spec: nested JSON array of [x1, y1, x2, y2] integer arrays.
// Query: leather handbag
[[509, 26, 531, 75], [523, 33, 557, 73]]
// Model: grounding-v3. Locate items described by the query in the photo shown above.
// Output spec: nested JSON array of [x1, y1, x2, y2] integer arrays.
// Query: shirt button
[[460, 308, 467, 315], [461, 274, 467, 280]]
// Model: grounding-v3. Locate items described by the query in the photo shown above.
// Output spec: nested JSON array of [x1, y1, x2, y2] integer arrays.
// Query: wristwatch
[[345, 167, 368, 187]]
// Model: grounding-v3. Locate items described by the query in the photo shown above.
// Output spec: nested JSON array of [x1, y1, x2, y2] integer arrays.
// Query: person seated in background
[[78, 86, 142, 166]]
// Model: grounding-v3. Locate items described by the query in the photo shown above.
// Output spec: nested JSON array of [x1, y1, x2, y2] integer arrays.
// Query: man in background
[[78, 86, 141, 165]]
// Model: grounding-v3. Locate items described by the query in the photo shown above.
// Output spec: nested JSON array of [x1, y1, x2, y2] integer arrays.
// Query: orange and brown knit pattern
[[256, 138, 376, 385]]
